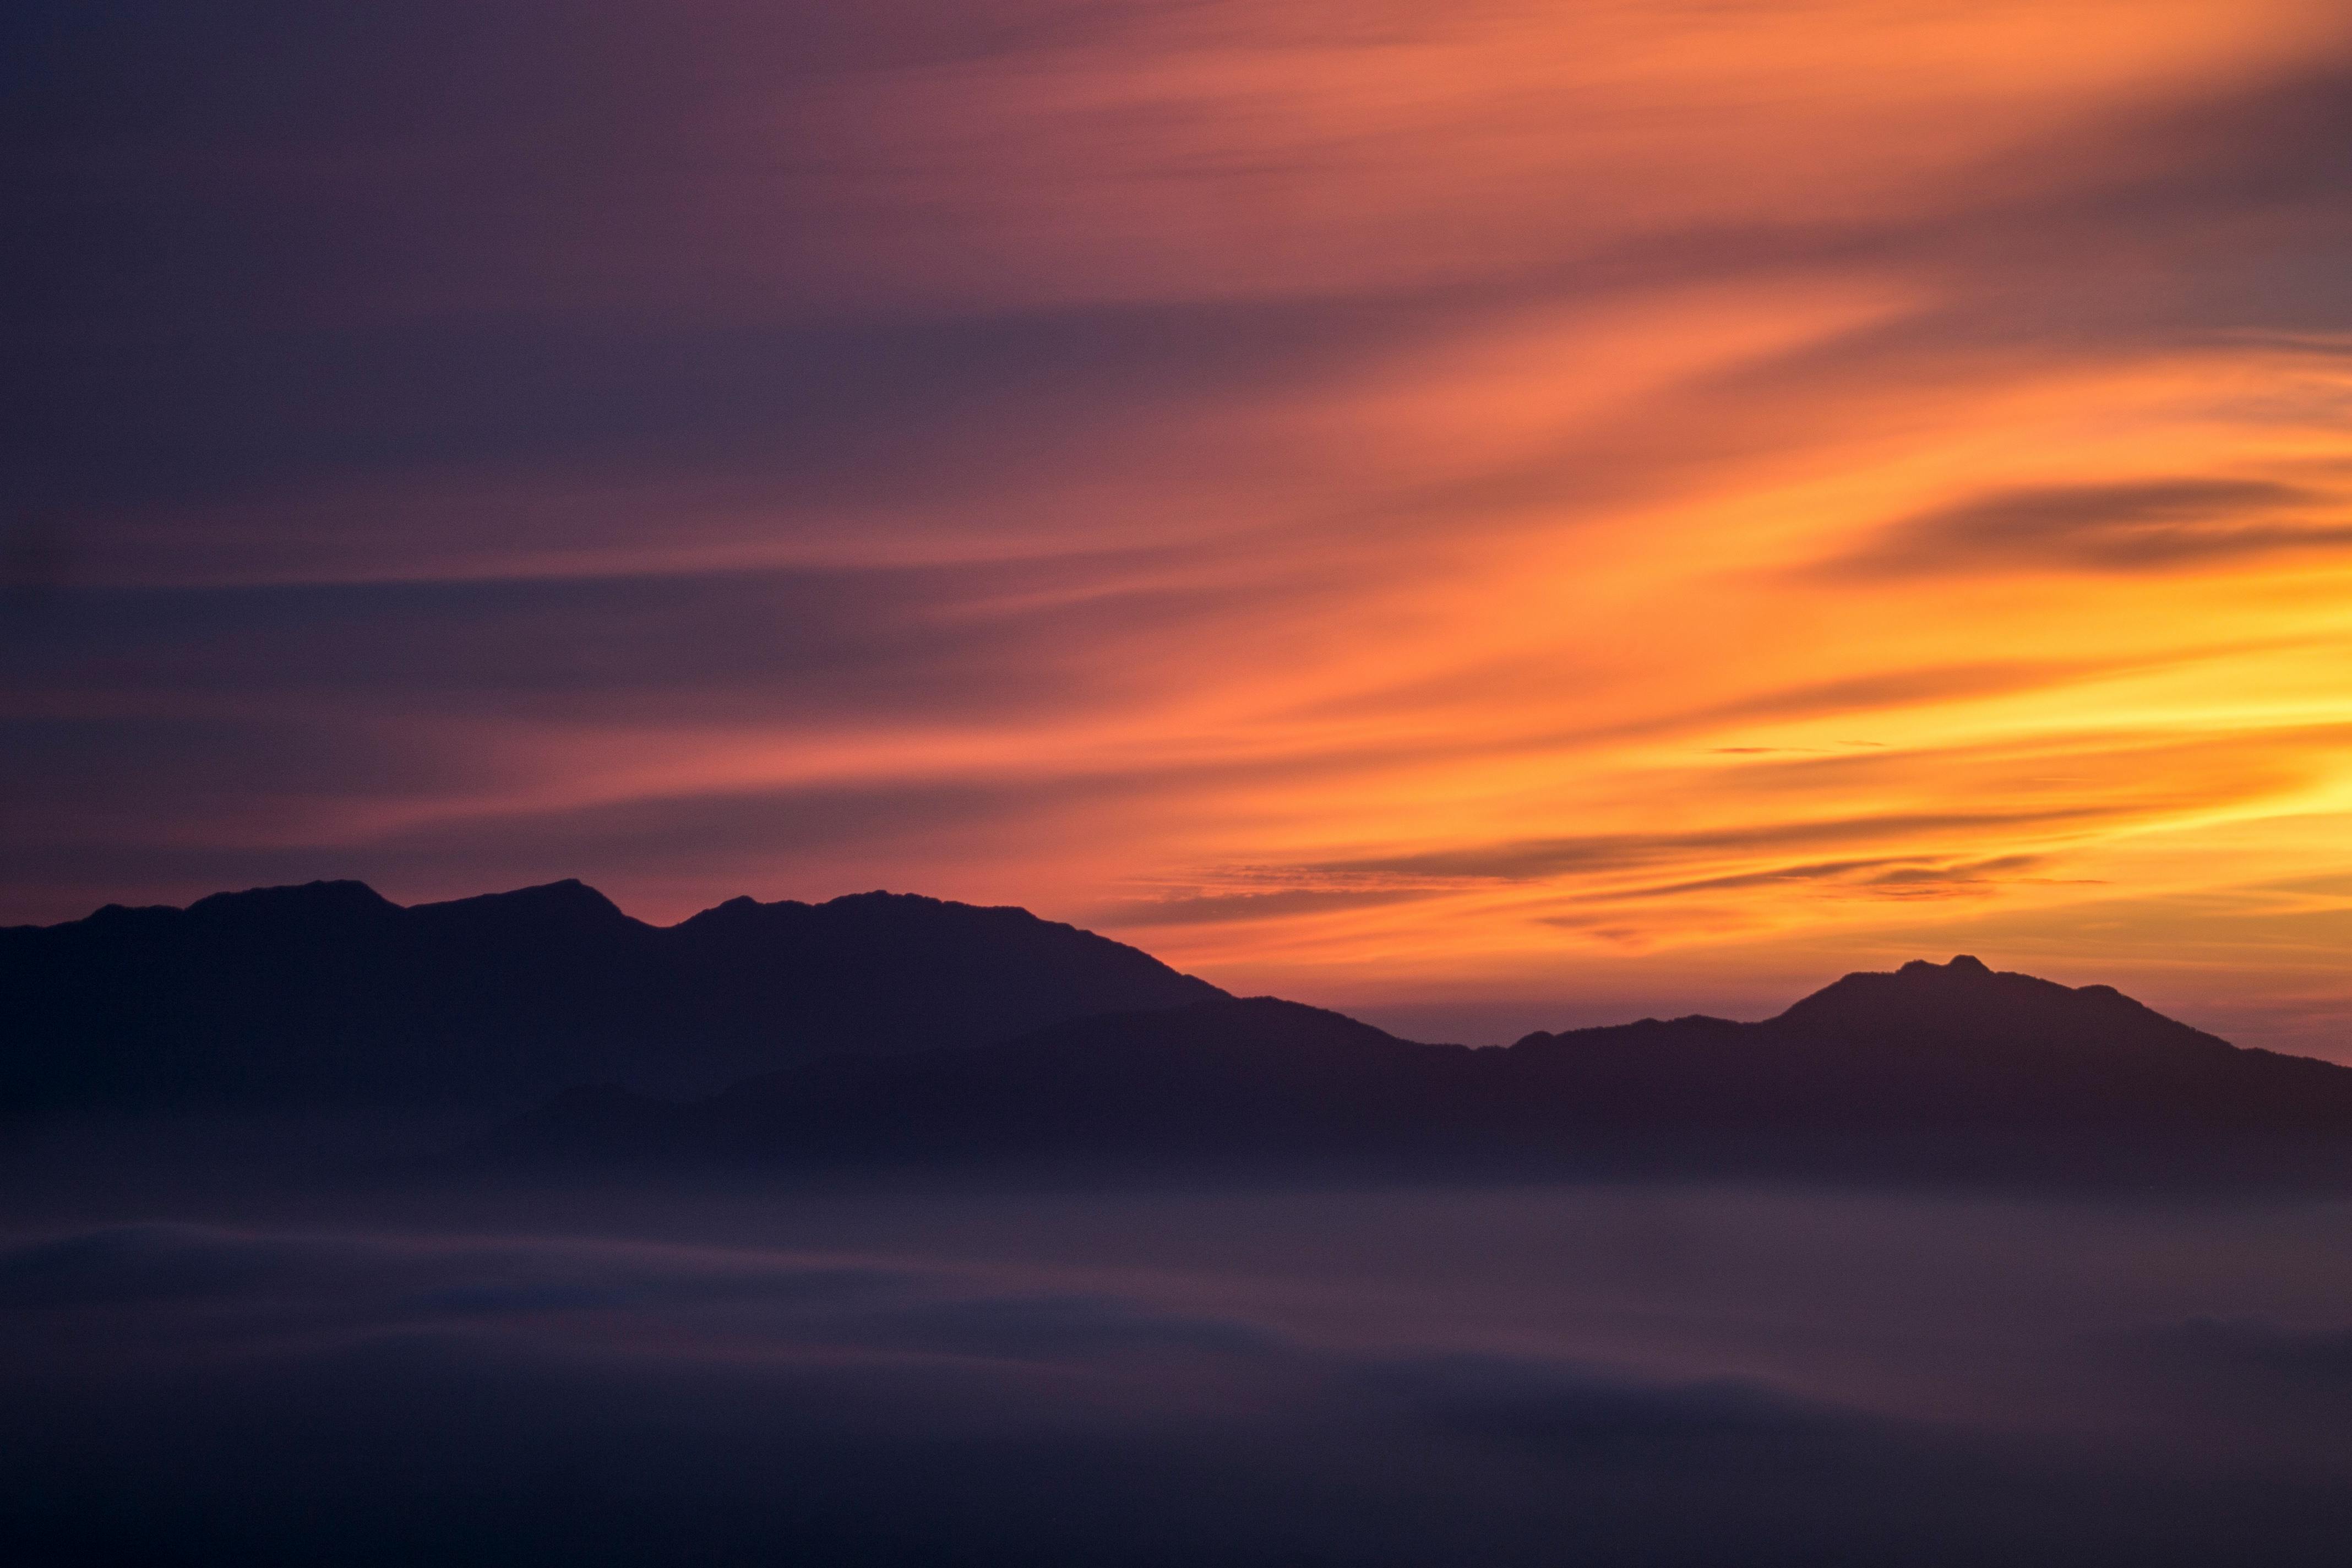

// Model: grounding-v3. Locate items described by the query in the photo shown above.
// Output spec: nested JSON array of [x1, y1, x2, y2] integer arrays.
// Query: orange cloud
[[11, 0, 2352, 1058]]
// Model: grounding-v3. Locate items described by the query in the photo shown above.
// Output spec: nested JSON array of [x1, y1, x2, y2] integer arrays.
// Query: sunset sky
[[8, 1, 2352, 1053]]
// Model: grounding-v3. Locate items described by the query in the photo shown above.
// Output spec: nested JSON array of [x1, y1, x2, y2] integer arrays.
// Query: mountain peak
[[1766, 954, 2234, 1066], [409, 879, 638, 929], [183, 880, 401, 925], [1896, 954, 1992, 979]]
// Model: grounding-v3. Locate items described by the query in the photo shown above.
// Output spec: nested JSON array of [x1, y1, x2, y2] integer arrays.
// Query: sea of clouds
[[5, 1185, 2351, 1565]]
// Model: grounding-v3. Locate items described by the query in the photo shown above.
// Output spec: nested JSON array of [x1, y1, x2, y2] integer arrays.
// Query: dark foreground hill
[[0, 880, 1223, 1116], [503, 957, 2352, 1189]]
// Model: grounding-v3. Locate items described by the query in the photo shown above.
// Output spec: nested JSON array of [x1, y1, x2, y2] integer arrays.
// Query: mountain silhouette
[[17, 876, 2352, 1189], [502, 957, 2352, 1188], [1502, 955, 2352, 1134], [0, 880, 1224, 1116]]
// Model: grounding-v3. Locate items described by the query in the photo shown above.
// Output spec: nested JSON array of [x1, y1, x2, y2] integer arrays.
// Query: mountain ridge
[[0, 878, 1227, 1116], [17, 878, 2352, 1189], [497, 957, 2352, 1188]]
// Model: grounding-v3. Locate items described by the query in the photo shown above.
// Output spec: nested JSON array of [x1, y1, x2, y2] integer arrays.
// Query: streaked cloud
[[1830, 478, 2352, 576], [8, 1, 2352, 1050]]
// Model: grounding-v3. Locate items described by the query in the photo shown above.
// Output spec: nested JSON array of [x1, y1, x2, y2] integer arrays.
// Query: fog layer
[[6, 1184, 2351, 1565]]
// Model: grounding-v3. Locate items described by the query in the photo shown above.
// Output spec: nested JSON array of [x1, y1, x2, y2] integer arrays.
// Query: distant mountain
[[0, 880, 1224, 1116], [502, 957, 2352, 1188], [1502, 954, 2352, 1134]]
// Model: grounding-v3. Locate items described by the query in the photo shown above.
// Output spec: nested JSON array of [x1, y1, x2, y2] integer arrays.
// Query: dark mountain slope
[[509, 997, 1466, 1170], [1509, 956, 2352, 1135], [503, 959, 2352, 1188], [0, 880, 1224, 1115]]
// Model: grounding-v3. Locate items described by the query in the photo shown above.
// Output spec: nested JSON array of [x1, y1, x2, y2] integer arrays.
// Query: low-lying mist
[[7, 1180, 2352, 1565]]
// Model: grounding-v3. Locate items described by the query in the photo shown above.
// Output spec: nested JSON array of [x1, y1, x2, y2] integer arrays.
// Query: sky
[[6, 1, 2352, 1054]]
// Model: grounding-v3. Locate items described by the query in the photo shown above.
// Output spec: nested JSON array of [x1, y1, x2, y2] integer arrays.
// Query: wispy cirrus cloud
[[1826, 478, 2352, 576], [8, 0, 2352, 1047]]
